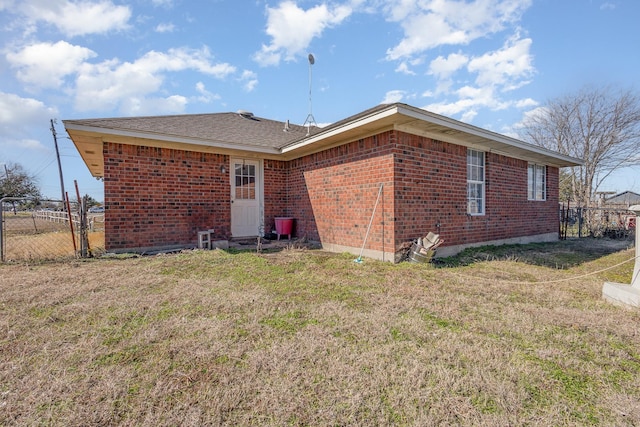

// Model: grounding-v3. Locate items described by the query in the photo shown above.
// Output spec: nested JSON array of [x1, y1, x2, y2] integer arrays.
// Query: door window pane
[[234, 162, 257, 200]]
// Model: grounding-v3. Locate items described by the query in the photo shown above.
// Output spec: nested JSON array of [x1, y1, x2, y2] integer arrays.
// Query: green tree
[[519, 85, 640, 207], [83, 194, 100, 207], [0, 163, 41, 199]]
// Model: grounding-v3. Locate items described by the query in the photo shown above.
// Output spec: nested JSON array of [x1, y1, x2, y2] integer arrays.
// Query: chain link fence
[[1, 197, 105, 263], [559, 205, 635, 239], [3, 198, 634, 262]]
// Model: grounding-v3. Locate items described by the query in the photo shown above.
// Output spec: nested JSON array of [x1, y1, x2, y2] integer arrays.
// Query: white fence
[[33, 210, 79, 225], [33, 209, 103, 232]]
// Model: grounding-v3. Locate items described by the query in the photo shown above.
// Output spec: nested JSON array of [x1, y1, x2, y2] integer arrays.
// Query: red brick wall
[[286, 133, 396, 253], [484, 154, 559, 243], [392, 131, 559, 248], [263, 159, 288, 234], [103, 130, 560, 255], [103, 142, 230, 251], [392, 132, 467, 247]]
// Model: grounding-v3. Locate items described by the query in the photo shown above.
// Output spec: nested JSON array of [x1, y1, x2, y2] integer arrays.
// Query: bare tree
[[0, 162, 41, 199], [519, 86, 640, 207]]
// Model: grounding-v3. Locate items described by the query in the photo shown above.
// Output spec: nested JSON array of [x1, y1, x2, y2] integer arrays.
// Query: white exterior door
[[230, 158, 263, 237]]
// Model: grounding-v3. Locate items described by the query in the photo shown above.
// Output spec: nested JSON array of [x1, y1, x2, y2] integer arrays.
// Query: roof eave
[[64, 122, 283, 156], [65, 121, 284, 178], [395, 104, 583, 167], [280, 104, 398, 153], [64, 102, 584, 180], [280, 103, 583, 167]]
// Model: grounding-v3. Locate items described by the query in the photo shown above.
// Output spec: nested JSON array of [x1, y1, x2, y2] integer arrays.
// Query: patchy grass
[[1, 239, 639, 426], [439, 238, 634, 269]]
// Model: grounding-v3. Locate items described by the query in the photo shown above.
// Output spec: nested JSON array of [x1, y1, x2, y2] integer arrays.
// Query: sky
[[1, 0, 639, 202]]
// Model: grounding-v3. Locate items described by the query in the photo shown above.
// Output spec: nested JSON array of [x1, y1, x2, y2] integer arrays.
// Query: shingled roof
[[64, 103, 582, 178], [605, 191, 640, 206], [64, 111, 311, 150]]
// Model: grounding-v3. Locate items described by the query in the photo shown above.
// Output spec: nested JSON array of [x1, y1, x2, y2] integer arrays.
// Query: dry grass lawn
[[2, 213, 105, 261], [1, 238, 639, 426]]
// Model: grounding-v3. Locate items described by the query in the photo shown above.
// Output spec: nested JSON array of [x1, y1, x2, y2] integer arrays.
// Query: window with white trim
[[528, 163, 546, 201], [467, 149, 485, 215]]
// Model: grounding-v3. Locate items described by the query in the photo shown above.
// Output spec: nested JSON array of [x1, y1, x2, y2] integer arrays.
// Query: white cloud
[[423, 84, 510, 119], [385, 0, 532, 60], [424, 82, 536, 123], [0, 92, 57, 149], [520, 105, 547, 122], [19, 0, 132, 37], [457, 85, 510, 110], [239, 70, 258, 92], [507, 105, 547, 135], [74, 47, 236, 113], [155, 23, 175, 33], [425, 52, 469, 96], [0, 137, 48, 158], [418, 31, 535, 122], [254, 1, 353, 66], [193, 82, 221, 104], [395, 61, 416, 75], [382, 90, 406, 104], [424, 98, 478, 117], [467, 34, 534, 89], [120, 95, 188, 116], [460, 110, 478, 122], [135, 47, 236, 77], [381, 0, 418, 21], [386, 12, 467, 60], [428, 52, 469, 79], [515, 98, 537, 108], [74, 58, 159, 112], [6, 40, 96, 89]]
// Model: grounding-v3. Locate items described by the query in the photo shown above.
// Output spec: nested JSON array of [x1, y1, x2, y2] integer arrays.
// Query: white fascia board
[[280, 105, 399, 154], [64, 122, 281, 156], [397, 105, 583, 166]]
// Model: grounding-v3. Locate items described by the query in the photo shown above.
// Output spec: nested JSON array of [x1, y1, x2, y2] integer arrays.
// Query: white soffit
[[395, 105, 582, 167], [282, 104, 582, 168]]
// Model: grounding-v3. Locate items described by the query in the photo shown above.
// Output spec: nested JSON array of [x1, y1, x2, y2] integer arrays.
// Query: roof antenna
[[302, 53, 317, 136]]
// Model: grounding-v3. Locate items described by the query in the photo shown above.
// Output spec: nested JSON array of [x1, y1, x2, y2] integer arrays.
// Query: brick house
[[64, 103, 582, 262]]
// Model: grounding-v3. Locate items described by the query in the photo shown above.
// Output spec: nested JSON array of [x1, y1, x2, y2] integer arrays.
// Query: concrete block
[[211, 240, 229, 250], [603, 282, 640, 308]]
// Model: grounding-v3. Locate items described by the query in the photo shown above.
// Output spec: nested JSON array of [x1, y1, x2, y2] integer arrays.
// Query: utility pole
[[50, 119, 65, 202], [2, 163, 16, 213]]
